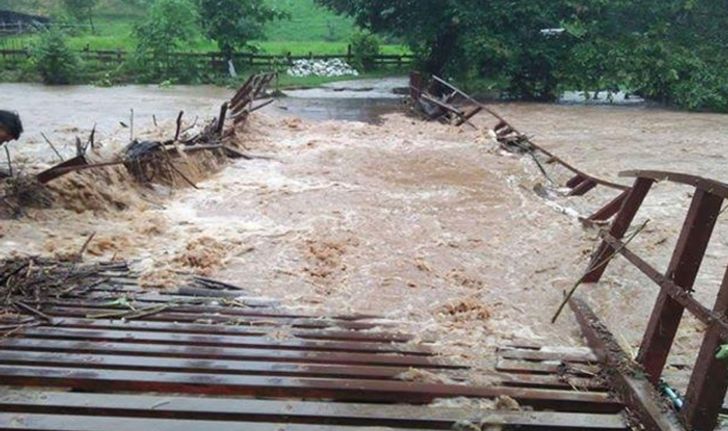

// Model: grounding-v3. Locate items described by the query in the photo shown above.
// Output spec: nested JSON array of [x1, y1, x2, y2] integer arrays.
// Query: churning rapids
[[2, 82, 728, 390]]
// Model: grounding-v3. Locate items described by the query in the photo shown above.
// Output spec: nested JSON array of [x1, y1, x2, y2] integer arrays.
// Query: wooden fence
[[0, 48, 415, 69]]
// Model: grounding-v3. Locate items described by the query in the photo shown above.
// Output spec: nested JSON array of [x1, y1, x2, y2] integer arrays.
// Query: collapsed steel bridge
[[0, 74, 726, 430]]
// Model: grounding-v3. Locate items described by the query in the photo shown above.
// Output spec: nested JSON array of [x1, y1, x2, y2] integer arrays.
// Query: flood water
[[3, 83, 233, 162], [1, 81, 405, 162], [3, 81, 728, 393]]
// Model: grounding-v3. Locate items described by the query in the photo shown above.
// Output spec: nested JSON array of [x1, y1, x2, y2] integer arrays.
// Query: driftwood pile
[[35, 72, 276, 187], [0, 254, 256, 330], [120, 108, 228, 188], [40, 106, 230, 188], [0, 257, 127, 321]]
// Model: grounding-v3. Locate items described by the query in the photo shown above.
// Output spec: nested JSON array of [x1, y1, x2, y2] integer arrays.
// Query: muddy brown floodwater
[[2, 83, 728, 391]]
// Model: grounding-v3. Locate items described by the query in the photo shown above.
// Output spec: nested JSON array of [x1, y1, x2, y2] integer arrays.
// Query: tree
[[350, 31, 380, 72], [196, 0, 288, 61], [315, 0, 458, 74], [133, 0, 202, 82], [317, 0, 728, 110], [32, 26, 80, 85], [62, 0, 98, 32], [316, 0, 575, 99], [561, 0, 728, 110]]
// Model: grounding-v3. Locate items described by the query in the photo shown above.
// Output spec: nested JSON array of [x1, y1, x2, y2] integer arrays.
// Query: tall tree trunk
[[88, 10, 95, 34], [424, 24, 458, 76]]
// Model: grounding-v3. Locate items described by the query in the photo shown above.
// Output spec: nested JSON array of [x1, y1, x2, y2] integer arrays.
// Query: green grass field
[[0, 0, 410, 85], [0, 0, 409, 55]]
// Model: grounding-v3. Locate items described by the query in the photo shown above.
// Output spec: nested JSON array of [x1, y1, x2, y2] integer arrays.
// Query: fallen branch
[[0, 321, 41, 337], [551, 219, 650, 323], [76, 232, 97, 261], [38, 160, 124, 182], [40, 133, 64, 162], [222, 145, 276, 161], [87, 303, 169, 320], [249, 98, 275, 113], [193, 275, 247, 291], [174, 111, 184, 142], [166, 158, 199, 189], [1, 257, 130, 315], [129, 108, 135, 141], [13, 300, 52, 322], [3, 146, 11, 177]]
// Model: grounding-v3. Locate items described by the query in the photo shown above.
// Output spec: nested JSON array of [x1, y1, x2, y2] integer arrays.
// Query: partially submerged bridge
[[0, 74, 726, 430]]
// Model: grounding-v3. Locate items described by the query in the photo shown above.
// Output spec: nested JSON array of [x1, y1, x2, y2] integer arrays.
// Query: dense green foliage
[[197, 0, 287, 59], [62, 0, 99, 30], [316, 0, 728, 111], [563, 0, 728, 111], [31, 26, 80, 84], [133, 0, 201, 82], [350, 31, 380, 72]]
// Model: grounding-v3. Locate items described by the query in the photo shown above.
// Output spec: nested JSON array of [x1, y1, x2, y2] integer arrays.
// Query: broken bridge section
[[409, 73, 632, 225], [0, 263, 630, 430], [409, 73, 728, 429], [579, 170, 728, 431]]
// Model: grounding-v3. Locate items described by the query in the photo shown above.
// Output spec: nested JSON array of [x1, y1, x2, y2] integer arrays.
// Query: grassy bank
[[0, 0, 409, 55], [0, 0, 410, 86]]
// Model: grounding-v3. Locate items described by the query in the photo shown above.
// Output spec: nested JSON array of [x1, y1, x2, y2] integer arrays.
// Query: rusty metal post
[[682, 266, 728, 430], [588, 190, 631, 222], [637, 189, 724, 384], [566, 175, 586, 189], [583, 177, 655, 283], [569, 179, 598, 196]]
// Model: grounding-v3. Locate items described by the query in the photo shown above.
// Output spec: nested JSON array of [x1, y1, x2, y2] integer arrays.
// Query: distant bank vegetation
[[0, 0, 407, 85], [3, 0, 728, 112], [316, 0, 728, 112]]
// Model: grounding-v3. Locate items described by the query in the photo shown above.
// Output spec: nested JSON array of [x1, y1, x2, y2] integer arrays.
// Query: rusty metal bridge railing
[[581, 170, 728, 431]]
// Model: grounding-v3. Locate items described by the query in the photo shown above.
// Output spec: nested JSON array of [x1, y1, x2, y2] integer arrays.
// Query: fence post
[[347, 44, 352, 63]]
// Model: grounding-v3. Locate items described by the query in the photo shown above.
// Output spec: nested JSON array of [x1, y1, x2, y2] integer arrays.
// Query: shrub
[[32, 26, 80, 85], [350, 31, 380, 72]]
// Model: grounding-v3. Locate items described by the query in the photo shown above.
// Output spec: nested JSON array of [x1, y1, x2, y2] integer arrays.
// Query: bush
[[350, 31, 380, 72], [32, 26, 81, 85]]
